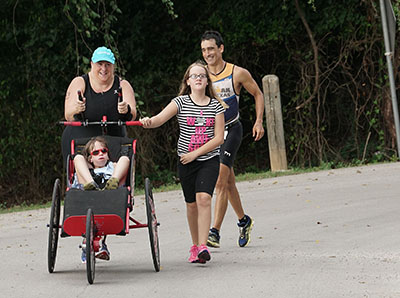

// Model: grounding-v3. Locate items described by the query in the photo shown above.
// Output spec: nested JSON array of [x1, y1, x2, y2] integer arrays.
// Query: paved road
[[1, 162, 400, 297]]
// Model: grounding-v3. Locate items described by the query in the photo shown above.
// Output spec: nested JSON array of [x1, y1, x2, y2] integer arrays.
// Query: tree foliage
[[0, 0, 399, 207]]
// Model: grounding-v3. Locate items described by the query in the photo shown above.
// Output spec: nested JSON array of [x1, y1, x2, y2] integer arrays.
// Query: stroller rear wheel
[[145, 178, 160, 272], [86, 208, 96, 284], [48, 178, 61, 273]]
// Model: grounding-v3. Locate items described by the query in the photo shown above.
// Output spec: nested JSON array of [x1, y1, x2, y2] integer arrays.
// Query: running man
[[201, 30, 265, 248]]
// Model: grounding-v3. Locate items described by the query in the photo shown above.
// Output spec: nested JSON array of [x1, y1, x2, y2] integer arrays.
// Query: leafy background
[[1, 0, 399, 207]]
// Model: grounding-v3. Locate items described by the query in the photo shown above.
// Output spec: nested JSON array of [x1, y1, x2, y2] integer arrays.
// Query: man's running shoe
[[188, 245, 199, 263], [207, 228, 220, 248], [197, 244, 211, 263], [238, 216, 254, 247], [95, 243, 110, 260]]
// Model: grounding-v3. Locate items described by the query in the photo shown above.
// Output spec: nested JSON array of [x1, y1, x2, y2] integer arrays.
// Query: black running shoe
[[207, 229, 220, 248]]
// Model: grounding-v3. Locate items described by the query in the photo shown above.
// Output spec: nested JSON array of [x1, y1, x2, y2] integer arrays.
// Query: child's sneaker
[[81, 249, 86, 264], [83, 181, 99, 191], [197, 244, 211, 263], [104, 177, 119, 190], [95, 243, 110, 260], [188, 245, 199, 263], [80, 239, 86, 263]]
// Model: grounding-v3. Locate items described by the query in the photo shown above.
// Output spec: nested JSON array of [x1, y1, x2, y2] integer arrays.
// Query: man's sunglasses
[[90, 147, 108, 156]]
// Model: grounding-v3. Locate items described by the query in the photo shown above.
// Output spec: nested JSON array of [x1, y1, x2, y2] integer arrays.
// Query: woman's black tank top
[[61, 74, 126, 162], [82, 73, 120, 122]]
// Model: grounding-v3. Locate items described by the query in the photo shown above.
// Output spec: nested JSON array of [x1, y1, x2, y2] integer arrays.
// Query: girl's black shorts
[[177, 156, 220, 203]]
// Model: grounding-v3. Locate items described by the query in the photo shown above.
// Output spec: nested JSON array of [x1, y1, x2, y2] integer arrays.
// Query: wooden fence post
[[262, 75, 288, 171]]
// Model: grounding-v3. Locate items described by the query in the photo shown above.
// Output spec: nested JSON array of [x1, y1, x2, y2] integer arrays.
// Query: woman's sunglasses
[[90, 147, 108, 156]]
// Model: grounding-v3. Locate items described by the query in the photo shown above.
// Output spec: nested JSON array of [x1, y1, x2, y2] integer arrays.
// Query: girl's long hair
[[178, 60, 228, 109]]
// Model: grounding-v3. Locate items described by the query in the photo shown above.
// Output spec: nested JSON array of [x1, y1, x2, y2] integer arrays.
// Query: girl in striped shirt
[[140, 61, 226, 264]]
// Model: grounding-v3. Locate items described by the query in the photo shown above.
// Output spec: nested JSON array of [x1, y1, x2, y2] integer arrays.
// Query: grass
[[0, 201, 52, 215], [0, 161, 389, 215]]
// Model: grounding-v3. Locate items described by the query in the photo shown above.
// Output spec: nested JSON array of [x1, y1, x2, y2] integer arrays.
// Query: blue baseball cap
[[91, 46, 115, 64]]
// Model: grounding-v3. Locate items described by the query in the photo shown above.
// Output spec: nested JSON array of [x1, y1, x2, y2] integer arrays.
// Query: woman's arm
[[140, 101, 178, 128], [180, 112, 225, 164], [64, 77, 86, 121]]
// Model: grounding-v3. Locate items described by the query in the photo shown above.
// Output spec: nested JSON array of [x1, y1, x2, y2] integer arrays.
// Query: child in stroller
[[71, 135, 130, 261], [72, 136, 130, 191]]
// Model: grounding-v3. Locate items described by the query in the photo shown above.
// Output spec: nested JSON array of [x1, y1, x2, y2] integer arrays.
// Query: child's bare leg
[[112, 156, 130, 185], [196, 192, 212, 246], [186, 201, 199, 245], [74, 154, 94, 184]]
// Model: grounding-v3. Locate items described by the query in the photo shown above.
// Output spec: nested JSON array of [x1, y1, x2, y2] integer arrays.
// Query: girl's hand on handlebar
[[139, 117, 152, 128]]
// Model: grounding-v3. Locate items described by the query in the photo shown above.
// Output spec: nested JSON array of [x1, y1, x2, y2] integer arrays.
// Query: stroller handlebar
[[59, 119, 143, 127]]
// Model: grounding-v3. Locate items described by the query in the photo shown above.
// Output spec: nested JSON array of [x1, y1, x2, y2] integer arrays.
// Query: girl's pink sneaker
[[197, 244, 211, 263], [188, 245, 199, 263]]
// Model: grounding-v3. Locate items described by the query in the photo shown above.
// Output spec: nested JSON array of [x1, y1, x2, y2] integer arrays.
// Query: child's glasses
[[188, 73, 207, 79], [91, 147, 108, 156]]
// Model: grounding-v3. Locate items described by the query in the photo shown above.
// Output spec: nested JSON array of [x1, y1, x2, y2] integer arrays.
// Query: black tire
[[66, 154, 73, 188], [48, 178, 61, 273], [129, 155, 136, 204], [86, 209, 95, 284], [145, 178, 160, 272], [130, 153, 135, 191]]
